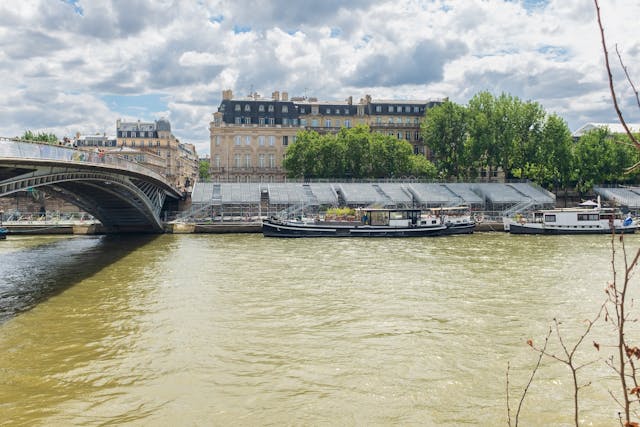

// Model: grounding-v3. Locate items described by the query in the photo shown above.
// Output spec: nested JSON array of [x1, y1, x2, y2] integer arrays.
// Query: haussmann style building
[[209, 90, 443, 182], [114, 118, 199, 192]]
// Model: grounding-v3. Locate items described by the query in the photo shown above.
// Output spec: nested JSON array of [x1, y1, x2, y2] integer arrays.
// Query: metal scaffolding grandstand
[[175, 181, 556, 222]]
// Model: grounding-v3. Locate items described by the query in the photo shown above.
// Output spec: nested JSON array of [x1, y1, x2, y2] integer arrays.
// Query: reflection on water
[[0, 233, 634, 425], [0, 235, 158, 322]]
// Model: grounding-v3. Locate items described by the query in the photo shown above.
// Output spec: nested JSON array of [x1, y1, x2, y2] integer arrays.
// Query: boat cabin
[[359, 208, 432, 227]]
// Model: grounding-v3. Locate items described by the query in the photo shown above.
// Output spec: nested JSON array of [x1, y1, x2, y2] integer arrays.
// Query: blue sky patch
[[209, 15, 224, 24], [61, 0, 83, 15], [233, 24, 252, 34], [101, 94, 167, 120]]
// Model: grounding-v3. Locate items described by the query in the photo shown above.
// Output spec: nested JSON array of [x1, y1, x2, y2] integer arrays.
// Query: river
[[0, 232, 636, 425]]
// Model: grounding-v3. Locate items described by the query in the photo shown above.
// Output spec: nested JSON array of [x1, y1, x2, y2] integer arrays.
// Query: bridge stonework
[[0, 138, 183, 233]]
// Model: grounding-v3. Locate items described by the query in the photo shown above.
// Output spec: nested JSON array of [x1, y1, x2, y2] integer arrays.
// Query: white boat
[[503, 199, 638, 235], [426, 206, 476, 235]]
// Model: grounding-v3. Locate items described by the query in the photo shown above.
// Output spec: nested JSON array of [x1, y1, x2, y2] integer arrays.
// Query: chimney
[[347, 96, 353, 105], [282, 91, 288, 101], [222, 89, 233, 100], [272, 91, 280, 101]]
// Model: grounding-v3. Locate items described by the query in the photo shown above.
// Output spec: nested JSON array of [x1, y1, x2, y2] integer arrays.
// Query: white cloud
[[0, 0, 638, 156]]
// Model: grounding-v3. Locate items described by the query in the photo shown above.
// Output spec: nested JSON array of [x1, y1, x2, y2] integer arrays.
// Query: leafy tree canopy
[[283, 125, 437, 180]]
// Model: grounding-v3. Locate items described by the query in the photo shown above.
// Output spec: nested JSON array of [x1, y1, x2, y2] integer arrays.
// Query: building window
[[282, 105, 288, 113], [311, 119, 318, 127], [325, 108, 331, 114], [283, 118, 289, 125], [335, 119, 341, 127], [375, 106, 382, 113], [259, 136, 265, 146], [388, 106, 394, 112], [268, 118, 275, 125], [234, 154, 241, 167], [388, 118, 393, 124], [311, 106, 319, 115], [414, 106, 420, 113], [245, 154, 251, 167], [283, 135, 288, 146], [244, 117, 251, 125], [214, 154, 220, 168], [292, 136, 297, 144], [396, 117, 402, 123], [397, 132, 402, 139], [259, 105, 265, 112], [235, 104, 241, 111], [235, 117, 241, 125], [292, 119, 298, 126], [415, 131, 420, 140], [215, 136, 221, 146], [335, 109, 340, 114], [244, 104, 250, 112], [344, 120, 351, 128], [235, 136, 241, 145], [259, 117, 265, 125], [300, 107, 306, 114], [245, 135, 251, 145], [269, 136, 275, 146], [269, 154, 275, 168], [300, 119, 307, 126], [325, 119, 331, 127], [259, 154, 265, 168], [405, 132, 411, 140], [268, 105, 274, 112]]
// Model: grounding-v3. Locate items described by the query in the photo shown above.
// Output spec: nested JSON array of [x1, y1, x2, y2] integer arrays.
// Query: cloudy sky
[[1, 0, 639, 155]]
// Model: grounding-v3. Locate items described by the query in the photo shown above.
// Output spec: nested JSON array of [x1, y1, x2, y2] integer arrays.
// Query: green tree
[[467, 91, 498, 176], [571, 128, 638, 193], [199, 159, 210, 181], [22, 130, 58, 144], [408, 154, 437, 179], [421, 100, 469, 179], [341, 125, 371, 178]]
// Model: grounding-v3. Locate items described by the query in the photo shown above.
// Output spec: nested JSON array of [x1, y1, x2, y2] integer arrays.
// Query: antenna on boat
[[597, 195, 601, 209]]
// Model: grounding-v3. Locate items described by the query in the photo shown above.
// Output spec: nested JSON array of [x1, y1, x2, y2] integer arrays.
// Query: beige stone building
[[209, 90, 442, 182], [115, 119, 199, 191]]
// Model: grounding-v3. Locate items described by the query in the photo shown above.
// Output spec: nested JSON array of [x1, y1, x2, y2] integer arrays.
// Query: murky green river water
[[0, 232, 637, 425]]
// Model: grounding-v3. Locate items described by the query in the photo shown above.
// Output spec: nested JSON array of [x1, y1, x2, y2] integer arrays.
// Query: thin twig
[[594, 0, 640, 151], [516, 328, 552, 426], [616, 44, 640, 111]]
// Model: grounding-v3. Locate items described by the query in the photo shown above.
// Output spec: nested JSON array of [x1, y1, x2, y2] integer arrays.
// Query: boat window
[[544, 214, 556, 222], [390, 211, 405, 220], [369, 211, 389, 226], [578, 214, 599, 221]]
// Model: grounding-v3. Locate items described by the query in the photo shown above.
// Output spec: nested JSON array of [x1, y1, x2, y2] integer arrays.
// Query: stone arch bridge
[[0, 138, 183, 233]]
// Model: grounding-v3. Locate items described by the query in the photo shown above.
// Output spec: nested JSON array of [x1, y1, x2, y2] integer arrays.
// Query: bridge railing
[[0, 138, 167, 183]]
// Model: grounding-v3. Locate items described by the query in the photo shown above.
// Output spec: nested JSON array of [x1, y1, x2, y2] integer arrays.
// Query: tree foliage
[[199, 159, 210, 181], [421, 91, 639, 191], [21, 130, 58, 143], [283, 125, 437, 179]]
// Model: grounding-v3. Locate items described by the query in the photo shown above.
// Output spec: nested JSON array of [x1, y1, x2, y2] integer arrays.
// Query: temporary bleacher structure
[[594, 186, 640, 210], [187, 181, 557, 221]]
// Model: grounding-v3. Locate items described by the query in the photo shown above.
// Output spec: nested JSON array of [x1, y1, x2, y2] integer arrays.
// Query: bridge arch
[[0, 139, 183, 232]]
